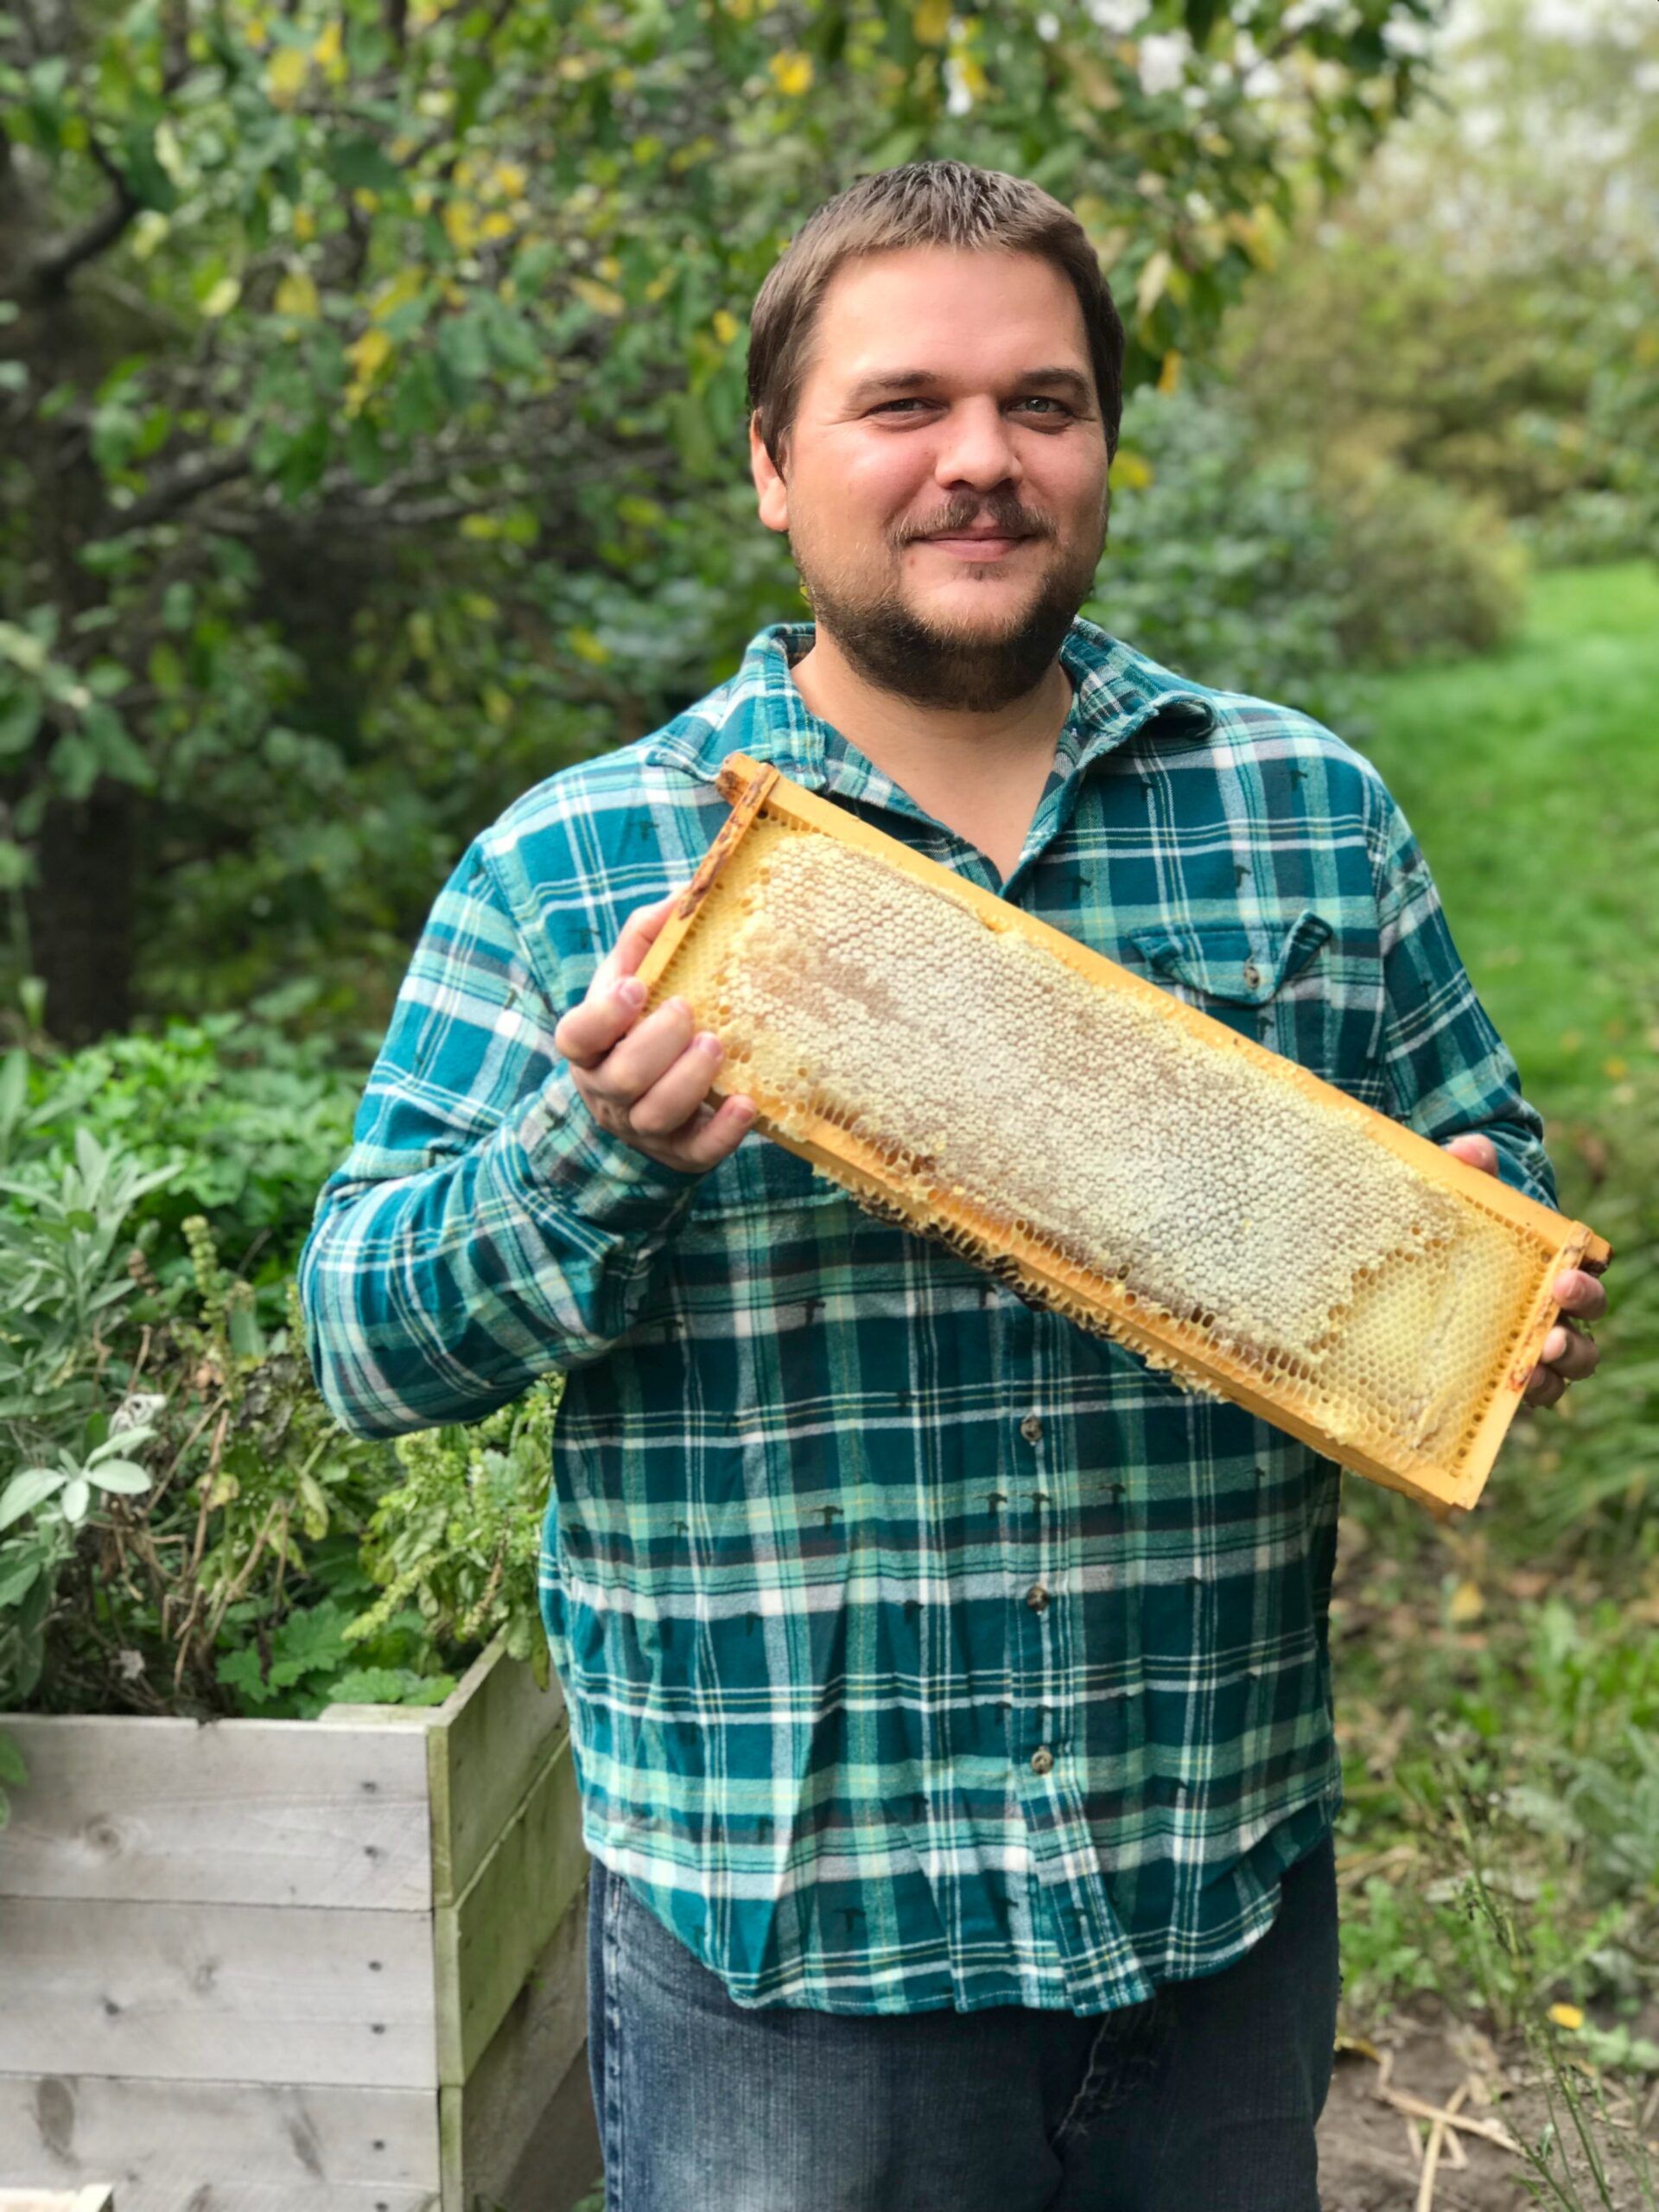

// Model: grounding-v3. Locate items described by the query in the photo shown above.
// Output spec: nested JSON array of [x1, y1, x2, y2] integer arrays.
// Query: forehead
[[799, 245, 1091, 400]]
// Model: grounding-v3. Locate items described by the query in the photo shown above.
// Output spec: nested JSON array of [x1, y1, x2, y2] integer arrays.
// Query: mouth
[[917, 531, 1034, 561]]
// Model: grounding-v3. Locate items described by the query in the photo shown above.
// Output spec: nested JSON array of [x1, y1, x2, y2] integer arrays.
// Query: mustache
[[895, 496, 1056, 545]]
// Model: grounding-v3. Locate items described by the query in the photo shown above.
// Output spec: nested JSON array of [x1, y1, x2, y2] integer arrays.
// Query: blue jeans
[[585, 1831, 1341, 2211]]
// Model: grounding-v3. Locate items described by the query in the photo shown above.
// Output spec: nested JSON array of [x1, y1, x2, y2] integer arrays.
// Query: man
[[301, 162, 1605, 2210]]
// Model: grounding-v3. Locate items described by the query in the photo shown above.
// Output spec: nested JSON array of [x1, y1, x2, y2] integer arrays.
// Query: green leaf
[[0, 1467, 66, 1531], [0, 686, 42, 757], [87, 1460, 151, 1494], [0, 1556, 44, 1608], [323, 137, 403, 196], [0, 1732, 27, 1785], [60, 1477, 90, 1522]]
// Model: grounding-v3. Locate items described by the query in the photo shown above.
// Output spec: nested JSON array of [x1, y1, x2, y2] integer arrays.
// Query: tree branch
[[29, 134, 139, 298], [114, 447, 255, 530]]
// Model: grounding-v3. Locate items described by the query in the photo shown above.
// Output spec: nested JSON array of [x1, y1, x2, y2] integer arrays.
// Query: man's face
[[750, 245, 1111, 711]]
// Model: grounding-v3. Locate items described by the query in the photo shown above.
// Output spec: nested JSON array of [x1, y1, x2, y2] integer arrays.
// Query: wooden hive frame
[[636, 754, 1611, 1517]]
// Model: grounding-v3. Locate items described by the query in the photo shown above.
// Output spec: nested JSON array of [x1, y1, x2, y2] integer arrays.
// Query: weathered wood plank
[[435, 1728, 586, 2084], [0, 1717, 431, 1911], [0, 1902, 437, 2090], [0, 2188, 118, 2211], [439, 1877, 590, 2212], [427, 1638, 567, 1909], [0, 2073, 440, 2206]]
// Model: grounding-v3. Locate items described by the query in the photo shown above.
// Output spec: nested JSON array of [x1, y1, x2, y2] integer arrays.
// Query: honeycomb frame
[[635, 755, 1611, 1517]]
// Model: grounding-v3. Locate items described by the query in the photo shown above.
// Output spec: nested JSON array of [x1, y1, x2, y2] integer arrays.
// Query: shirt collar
[[653, 615, 1217, 806]]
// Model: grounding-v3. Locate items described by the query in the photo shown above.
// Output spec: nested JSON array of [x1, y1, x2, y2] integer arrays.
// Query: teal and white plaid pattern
[[301, 618, 1555, 2016]]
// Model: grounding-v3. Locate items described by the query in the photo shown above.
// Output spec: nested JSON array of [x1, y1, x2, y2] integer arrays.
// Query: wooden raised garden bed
[[0, 1635, 593, 2210]]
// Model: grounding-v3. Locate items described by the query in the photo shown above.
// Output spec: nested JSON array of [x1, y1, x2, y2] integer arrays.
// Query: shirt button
[[1020, 1414, 1044, 1445], [1026, 1583, 1050, 1612], [1242, 960, 1262, 988], [1030, 1746, 1055, 1776]]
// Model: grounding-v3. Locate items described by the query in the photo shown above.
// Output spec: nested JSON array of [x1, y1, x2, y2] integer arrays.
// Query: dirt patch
[[1319, 1995, 1659, 2210]]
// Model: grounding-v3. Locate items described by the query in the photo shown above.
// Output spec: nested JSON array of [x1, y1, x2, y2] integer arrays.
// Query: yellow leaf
[[201, 276, 241, 318], [570, 276, 625, 316], [292, 205, 317, 243], [1135, 247, 1172, 320], [483, 683, 513, 727], [132, 211, 171, 261], [443, 199, 480, 252], [597, 255, 621, 281], [1109, 447, 1154, 492], [264, 45, 309, 105], [461, 594, 498, 621], [569, 626, 611, 665], [1602, 1056, 1629, 1079], [353, 188, 379, 214], [1548, 2004, 1585, 2031], [243, 10, 270, 49], [346, 325, 393, 381], [460, 513, 501, 539], [488, 161, 527, 200], [480, 210, 514, 241], [769, 50, 814, 96], [712, 308, 741, 346], [1156, 348, 1182, 397], [371, 266, 425, 321], [311, 18, 343, 67], [913, 0, 951, 43], [1447, 1579, 1484, 1625], [274, 265, 319, 318]]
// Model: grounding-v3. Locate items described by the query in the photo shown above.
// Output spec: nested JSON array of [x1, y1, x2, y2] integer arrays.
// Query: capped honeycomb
[[636, 758, 1610, 1514]]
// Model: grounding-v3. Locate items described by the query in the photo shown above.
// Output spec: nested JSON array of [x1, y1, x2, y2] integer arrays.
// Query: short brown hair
[[747, 160, 1126, 470]]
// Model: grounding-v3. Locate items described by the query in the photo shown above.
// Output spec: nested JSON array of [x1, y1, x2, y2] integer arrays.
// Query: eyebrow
[[842, 366, 1096, 411]]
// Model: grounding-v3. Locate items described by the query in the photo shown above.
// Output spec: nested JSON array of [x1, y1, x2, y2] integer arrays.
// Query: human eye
[[1013, 395, 1072, 418]]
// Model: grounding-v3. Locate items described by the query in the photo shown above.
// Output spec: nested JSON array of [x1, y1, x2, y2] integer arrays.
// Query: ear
[[750, 412, 789, 534]]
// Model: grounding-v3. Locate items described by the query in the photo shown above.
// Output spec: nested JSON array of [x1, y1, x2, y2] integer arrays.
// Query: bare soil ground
[[1319, 1994, 1659, 2211]]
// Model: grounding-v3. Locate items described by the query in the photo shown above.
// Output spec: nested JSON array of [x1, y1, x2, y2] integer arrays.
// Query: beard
[[789, 486, 1109, 712]]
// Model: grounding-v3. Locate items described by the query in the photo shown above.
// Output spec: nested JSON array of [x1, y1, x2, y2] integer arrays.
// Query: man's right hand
[[552, 892, 756, 1174]]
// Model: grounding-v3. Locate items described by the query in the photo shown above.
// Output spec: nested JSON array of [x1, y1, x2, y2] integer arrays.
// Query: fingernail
[[698, 1033, 723, 1058], [618, 978, 645, 1010]]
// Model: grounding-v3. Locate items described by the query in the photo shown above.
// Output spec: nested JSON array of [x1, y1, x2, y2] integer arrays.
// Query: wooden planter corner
[[0, 1636, 593, 2211]]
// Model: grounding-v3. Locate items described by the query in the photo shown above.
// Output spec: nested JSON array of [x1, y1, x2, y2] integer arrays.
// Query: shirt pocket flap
[[1128, 906, 1333, 1007]]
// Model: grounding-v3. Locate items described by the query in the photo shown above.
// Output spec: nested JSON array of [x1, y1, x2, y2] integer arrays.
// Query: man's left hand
[[1442, 1134, 1606, 1408]]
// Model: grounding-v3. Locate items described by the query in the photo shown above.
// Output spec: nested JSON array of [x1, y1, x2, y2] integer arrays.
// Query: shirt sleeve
[[297, 838, 702, 1439], [1371, 790, 1559, 1211]]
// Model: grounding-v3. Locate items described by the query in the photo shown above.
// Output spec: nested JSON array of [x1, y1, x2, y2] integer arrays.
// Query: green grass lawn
[[1347, 560, 1659, 1122], [1329, 563, 1659, 2099]]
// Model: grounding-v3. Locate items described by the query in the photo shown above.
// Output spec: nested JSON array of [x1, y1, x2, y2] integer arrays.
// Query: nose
[[931, 397, 1023, 494]]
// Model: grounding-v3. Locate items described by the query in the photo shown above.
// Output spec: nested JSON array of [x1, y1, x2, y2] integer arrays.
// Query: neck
[[787, 624, 1073, 794], [785, 622, 1075, 885]]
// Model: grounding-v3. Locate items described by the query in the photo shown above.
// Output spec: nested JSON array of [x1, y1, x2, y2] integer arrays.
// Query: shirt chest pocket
[[1128, 906, 1387, 1104]]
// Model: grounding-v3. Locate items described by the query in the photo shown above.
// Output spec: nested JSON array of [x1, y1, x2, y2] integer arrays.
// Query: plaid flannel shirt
[[300, 616, 1556, 2016]]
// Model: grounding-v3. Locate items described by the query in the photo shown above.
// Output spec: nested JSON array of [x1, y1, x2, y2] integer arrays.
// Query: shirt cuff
[[515, 1071, 707, 1235]]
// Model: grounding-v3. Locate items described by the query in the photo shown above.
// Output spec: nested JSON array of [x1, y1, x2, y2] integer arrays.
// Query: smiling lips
[[918, 531, 1033, 560]]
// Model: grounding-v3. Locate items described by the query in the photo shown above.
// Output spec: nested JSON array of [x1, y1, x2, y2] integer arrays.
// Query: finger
[[590, 995, 698, 1104], [1523, 1364, 1567, 1409], [628, 1032, 728, 1139], [664, 1093, 757, 1173], [1442, 1134, 1498, 1176], [1552, 1267, 1609, 1321], [1540, 1324, 1600, 1382], [586, 892, 681, 1000], [555, 972, 649, 1071]]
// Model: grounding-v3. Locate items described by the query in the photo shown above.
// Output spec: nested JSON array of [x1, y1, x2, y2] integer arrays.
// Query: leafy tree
[[1218, 0, 1659, 561], [2, 0, 1441, 1039]]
